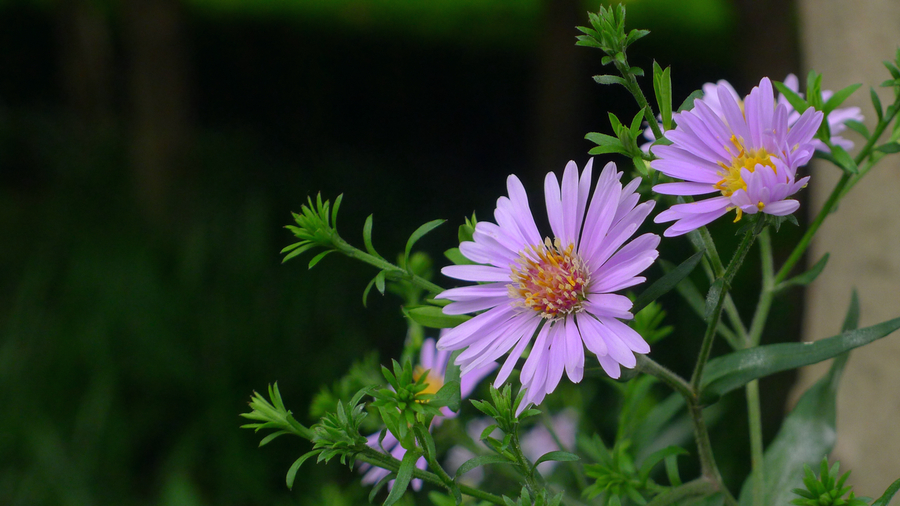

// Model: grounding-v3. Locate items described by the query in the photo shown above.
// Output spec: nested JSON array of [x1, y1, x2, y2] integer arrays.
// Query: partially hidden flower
[[447, 410, 578, 483], [641, 75, 862, 153], [437, 160, 659, 414], [651, 77, 824, 236], [359, 336, 496, 490]]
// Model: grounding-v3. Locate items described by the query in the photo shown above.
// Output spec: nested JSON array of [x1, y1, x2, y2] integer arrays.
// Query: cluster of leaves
[[282, 193, 343, 266], [582, 438, 685, 506], [791, 459, 868, 506], [575, 4, 648, 71], [501, 486, 564, 506]]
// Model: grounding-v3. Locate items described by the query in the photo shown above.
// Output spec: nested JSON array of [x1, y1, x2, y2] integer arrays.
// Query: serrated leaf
[[383, 450, 418, 506], [454, 454, 511, 478], [775, 253, 829, 293], [404, 219, 446, 269], [308, 250, 334, 269], [633, 249, 704, 314], [822, 83, 861, 116], [594, 75, 627, 86], [406, 305, 471, 329], [774, 81, 810, 114], [701, 314, 900, 403]]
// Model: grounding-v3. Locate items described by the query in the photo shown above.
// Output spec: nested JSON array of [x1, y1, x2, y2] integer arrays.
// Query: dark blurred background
[[0, 0, 805, 504]]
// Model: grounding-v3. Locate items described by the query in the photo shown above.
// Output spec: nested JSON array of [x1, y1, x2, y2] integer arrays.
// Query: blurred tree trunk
[[531, 0, 589, 179], [794, 0, 900, 497], [58, 0, 113, 128], [124, 0, 193, 222], [732, 0, 799, 86]]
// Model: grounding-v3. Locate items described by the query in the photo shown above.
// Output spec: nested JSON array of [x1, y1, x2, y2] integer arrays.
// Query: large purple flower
[[437, 160, 659, 414], [359, 336, 496, 490], [651, 77, 824, 236]]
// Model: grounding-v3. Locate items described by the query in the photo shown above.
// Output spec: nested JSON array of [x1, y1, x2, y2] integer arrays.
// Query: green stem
[[332, 235, 445, 295], [773, 173, 849, 285], [635, 355, 693, 401], [359, 448, 506, 505], [744, 229, 772, 506], [540, 411, 588, 492], [691, 229, 757, 391], [687, 402, 738, 506], [745, 379, 765, 506], [645, 478, 717, 506], [613, 59, 665, 141], [690, 226, 748, 346]]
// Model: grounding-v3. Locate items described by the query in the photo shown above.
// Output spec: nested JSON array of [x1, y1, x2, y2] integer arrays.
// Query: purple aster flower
[[641, 75, 862, 154], [436, 160, 659, 414], [521, 409, 578, 474], [359, 336, 496, 490], [651, 77, 824, 236]]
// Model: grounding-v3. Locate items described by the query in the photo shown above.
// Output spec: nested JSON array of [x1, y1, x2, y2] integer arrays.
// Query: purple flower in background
[[359, 336, 496, 490], [521, 409, 578, 474], [651, 77, 824, 236], [641, 75, 862, 154], [437, 160, 659, 414]]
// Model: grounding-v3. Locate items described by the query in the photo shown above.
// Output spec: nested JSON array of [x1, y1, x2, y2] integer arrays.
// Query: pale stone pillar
[[795, 0, 900, 497]]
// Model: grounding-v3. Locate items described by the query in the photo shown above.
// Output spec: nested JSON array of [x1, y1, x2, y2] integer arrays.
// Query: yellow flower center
[[413, 367, 444, 398], [509, 237, 589, 320], [715, 135, 776, 221]]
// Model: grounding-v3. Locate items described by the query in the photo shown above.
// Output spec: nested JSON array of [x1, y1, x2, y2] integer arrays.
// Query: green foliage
[[582, 437, 684, 505], [371, 360, 446, 447], [576, 4, 649, 67], [283, 193, 343, 264], [790, 459, 868, 506], [502, 486, 564, 506], [309, 353, 384, 421]]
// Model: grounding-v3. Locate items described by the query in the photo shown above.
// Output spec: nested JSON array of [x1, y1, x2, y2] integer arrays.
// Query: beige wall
[[796, 0, 900, 497]]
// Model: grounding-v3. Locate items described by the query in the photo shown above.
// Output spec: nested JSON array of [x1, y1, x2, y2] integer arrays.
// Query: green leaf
[[444, 247, 474, 265], [638, 446, 688, 484], [775, 253, 829, 293], [774, 81, 810, 114], [586, 132, 625, 147], [532, 451, 579, 471], [633, 249, 704, 314], [406, 305, 471, 329], [677, 89, 704, 112], [844, 119, 870, 138], [258, 430, 289, 447], [653, 61, 673, 131], [286, 451, 318, 489], [384, 450, 418, 506], [308, 250, 334, 269], [432, 380, 461, 412], [454, 454, 511, 478], [875, 141, 900, 153], [829, 144, 859, 174], [281, 242, 317, 263], [594, 75, 627, 86], [589, 144, 632, 156], [701, 315, 900, 402], [362, 271, 387, 307], [872, 477, 900, 506], [822, 83, 861, 116], [404, 219, 446, 270], [871, 87, 884, 121], [363, 214, 380, 258], [736, 339, 851, 504]]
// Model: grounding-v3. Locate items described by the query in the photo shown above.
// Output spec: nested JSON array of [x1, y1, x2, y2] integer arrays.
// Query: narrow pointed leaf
[[532, 451, 579, 471], [701, 316, 900, 402], [875, 141, 900, 153], [829, 144, 859, 174], [775, 253, 829, 293], [383, 450, 418, 506], [454, 454, 511, 478], [822, 83, 861, 116], [308, 250, 334, 269], [404, 219, 446, 269], [677, 89, 704, 112], [406, 305, 471, 329], [287, 451, 318, 489], [594, 75, 627, 86], [638, 446, 688, 483], [872, 477, 900, 506], [844, 119, 870, 138], [363, 214, 380, 257], [633, 249, 704, 314], [774, 81, 810, 114]]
